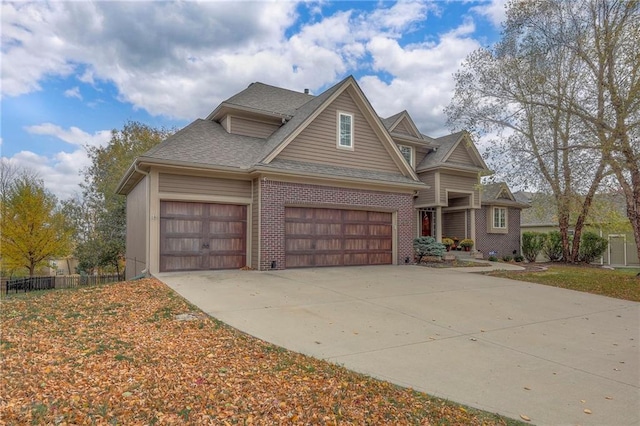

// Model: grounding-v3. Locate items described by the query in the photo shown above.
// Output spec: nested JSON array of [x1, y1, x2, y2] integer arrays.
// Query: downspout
[[134, 163, 150, 277]]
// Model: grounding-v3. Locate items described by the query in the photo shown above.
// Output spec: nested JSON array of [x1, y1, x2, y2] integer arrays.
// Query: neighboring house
[[47, 257, 79, 275], [518, 192, 639, 266], [116, 76, 493, 279], [476, 182, 530, 258]]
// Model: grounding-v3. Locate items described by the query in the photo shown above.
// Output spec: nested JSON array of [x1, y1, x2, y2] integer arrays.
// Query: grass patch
[[0, 278, 524, 425], [486, 264, 640, 301]]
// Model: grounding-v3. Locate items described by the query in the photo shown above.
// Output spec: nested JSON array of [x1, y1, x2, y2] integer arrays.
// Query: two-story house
[[117, 75, 494, 278]]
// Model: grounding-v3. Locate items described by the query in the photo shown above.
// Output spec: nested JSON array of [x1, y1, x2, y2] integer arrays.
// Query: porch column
[[469, 209, 476, 251], [436, 206, 443, 242]]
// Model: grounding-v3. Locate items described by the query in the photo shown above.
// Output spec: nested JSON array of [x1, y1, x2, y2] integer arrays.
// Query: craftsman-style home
[[117, 75, 495, 279]]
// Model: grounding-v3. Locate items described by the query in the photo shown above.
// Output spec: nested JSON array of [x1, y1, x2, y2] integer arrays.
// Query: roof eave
[[249, 164, 428, 191], [417, 164, 494, 175], [207, 102, 293, 122], [391, 133, 439, 148]]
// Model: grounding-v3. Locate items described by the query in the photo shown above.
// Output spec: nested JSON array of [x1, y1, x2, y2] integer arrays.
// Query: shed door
[[609, 235, 625, 265], [285, 207, 392, 268], [160, 201, 246, 272]]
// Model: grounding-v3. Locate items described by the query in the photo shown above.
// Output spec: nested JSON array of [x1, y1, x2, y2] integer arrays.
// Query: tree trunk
[[558, 208, 572, 262]]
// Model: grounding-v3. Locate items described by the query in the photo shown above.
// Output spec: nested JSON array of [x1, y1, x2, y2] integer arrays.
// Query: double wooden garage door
[[160, 201, 246, 272], [160, 202, 392, 271], [285, 207, 393, 268]]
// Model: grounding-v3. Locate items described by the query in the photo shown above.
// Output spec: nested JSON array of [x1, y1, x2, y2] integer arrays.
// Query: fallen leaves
[[0, 279, 514, 425]]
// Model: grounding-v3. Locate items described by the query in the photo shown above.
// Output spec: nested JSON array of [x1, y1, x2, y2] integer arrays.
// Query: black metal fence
[[2, 274, 122, 295]]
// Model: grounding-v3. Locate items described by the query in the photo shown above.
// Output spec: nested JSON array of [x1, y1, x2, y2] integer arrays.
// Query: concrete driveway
[[157, 265, 639, 426]]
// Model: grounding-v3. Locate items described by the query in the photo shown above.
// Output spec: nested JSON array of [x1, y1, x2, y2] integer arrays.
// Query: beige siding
[[231, 116, 280, 139], [251, 178, 260, 269], [414, 147, 430, 169], [126, 177, 147, 280], [393, 119, 415, 137], [443, 211, 466, 239], [220, 115, 230, 132], [449, 196, 472, 208], [159, 173, 251, 198], [440, 173, 479, 206], [277, 90, 400, 173], [415, 171, 436, 205], [447, 142, 475, 165]]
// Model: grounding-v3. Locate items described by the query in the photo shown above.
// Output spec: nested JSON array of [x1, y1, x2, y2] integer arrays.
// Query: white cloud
[[360, 20, 481, 136], [2, 149, 89, 200], [25, 123, 111, 148], [1, 1, 498, 198], [0, 1, 446, 121], [8, 123, 112, 199], [471, 0, 507, 28], [63, 86, 82, 100]]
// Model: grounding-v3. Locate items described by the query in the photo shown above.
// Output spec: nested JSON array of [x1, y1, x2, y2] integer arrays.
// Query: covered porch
[[418, 191, 478, 251]]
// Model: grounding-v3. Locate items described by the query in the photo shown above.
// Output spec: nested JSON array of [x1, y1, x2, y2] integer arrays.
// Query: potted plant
[[460, 239, 474, 251], [442, 238, 454, 251]]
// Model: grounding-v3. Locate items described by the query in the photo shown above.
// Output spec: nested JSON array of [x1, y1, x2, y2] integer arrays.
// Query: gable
[[276, 88, 401, 174], [393, 117, 420, 138], [228, 116, 280, 139], [446, 141, 476, 166], [496, 187, 512, 200]]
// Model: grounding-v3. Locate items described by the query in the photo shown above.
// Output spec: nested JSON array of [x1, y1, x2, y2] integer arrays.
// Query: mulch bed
[[416, 258, 492, 268]]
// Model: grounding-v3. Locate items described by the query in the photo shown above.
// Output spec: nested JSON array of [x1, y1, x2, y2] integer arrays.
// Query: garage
[[285, 207, 392, 268], [160, 201, 246, 272]]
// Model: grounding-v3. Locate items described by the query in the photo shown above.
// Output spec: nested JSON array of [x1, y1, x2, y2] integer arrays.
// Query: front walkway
[[158, 265, 639, 426]]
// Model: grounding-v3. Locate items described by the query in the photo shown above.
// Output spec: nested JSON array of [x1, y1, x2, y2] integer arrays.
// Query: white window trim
[[337, 111, 354, 150], [493, 207, 507, 229], [398, 144, 414, 168]]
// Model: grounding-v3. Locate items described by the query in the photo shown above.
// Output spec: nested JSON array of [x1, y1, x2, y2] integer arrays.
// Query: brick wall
[[476, 206, 522, 258], [259, 179, 415, 270]]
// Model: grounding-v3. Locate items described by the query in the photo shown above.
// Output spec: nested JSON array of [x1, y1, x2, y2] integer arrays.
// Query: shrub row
[[522, 231, 608, 263]]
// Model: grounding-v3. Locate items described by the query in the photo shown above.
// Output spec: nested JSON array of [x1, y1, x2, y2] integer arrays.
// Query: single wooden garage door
[[160, 201, 246, 272], [285, 207, 392, 268]]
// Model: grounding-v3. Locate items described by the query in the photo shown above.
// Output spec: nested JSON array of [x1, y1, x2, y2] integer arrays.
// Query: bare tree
[[447, 0, 639, 263]]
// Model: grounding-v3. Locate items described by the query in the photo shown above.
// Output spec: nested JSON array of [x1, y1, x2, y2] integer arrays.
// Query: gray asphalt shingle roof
[[416, 131, 465, 170], [222, 82, 314, 117], [132, 76, 423, 188], [380, 111, 405, 130], [141, 119, 264, 169], [262, 159, 424, 186], [481, 182, 530, 208]]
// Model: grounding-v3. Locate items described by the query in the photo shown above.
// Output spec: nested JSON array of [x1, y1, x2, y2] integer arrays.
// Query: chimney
[[304, 88, 309, 94]]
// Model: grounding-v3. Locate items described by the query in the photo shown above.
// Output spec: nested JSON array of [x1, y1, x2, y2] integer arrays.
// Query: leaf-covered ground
[[0, 279, 520, 425], [486, 264, 640, 302]]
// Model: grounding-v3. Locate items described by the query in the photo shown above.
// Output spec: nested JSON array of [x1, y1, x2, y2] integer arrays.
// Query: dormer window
[[399, 144, 413, 167], [337, 112, 353, 149]]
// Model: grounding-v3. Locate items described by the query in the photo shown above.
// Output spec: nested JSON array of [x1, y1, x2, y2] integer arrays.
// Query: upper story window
[[398, 144, 413, 167], [493, 207, 507, 229], [337, 112, 353, 149]]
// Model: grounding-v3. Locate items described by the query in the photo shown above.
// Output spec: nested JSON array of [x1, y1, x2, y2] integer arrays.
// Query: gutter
[[134, 163, 150, 279]]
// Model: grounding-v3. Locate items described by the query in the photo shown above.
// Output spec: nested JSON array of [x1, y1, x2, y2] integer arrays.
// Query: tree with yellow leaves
[[0, 175, 73, 277]]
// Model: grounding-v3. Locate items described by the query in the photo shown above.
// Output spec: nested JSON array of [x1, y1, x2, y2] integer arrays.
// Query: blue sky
[[1, 0, 505, 200]]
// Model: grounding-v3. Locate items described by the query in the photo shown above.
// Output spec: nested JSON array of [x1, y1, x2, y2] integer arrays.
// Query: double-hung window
[[338, 112, 353, 149], [398, 144, 413, 167], [493, 207, 507, 229]]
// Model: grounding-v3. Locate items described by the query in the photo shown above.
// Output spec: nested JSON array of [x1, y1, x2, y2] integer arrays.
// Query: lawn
[[486, 264, 640, 302], [0, 279, 522, 425]]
